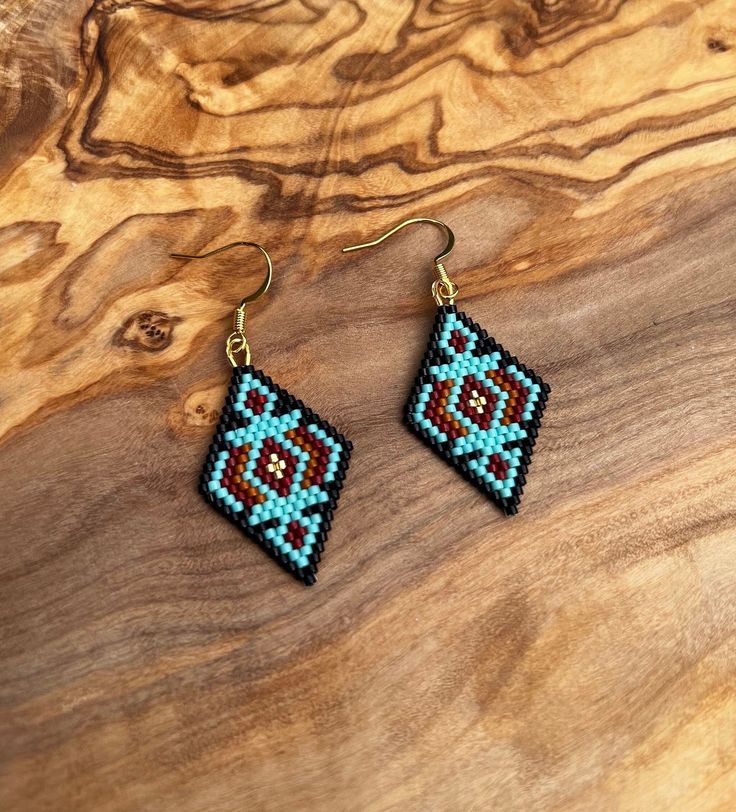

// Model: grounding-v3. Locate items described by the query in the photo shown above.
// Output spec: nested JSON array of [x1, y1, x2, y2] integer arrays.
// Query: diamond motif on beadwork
[[406, 305, 550, 515], [201, 367, 352, 585]]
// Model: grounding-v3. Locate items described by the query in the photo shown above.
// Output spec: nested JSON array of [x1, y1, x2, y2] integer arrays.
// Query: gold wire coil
[[432, 263, 459, 305], [341, 217, 460, 306], [224, 304, 251, 366], [169, 242, 272, 369], [233, 304, 247, 335]]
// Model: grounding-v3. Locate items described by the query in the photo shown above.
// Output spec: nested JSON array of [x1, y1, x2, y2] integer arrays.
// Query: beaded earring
[[171, 242, 352, 585], [343, 219, 549, 515]]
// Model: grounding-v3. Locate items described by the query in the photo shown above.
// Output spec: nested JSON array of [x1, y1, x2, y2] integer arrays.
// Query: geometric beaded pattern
[[201, 366, 352, 585], [405, 305, 550, 515]]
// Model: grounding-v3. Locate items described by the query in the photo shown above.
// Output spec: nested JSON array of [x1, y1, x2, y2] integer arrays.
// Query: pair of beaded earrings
[[172, 218, 550, 586]]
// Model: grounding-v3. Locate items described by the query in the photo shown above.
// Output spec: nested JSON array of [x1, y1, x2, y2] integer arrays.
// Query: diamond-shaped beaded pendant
[[201, 366, 353, 585], [406, 305, 550, 515]]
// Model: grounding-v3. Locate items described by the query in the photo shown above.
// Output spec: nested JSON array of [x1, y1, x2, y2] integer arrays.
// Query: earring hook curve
[[341, 217, 455, 265], [170, 241, 273, 307], [341, 217, 458, 305], [171, 241, 273, 367]]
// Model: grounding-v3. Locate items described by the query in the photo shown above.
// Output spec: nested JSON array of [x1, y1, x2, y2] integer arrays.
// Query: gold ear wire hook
[[341, 217, 459, 305], [170, 241, 273, 367], [170, 241, 273, 305]]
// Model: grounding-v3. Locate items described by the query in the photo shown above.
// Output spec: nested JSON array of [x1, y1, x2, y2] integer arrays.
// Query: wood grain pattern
[[1, 0, 736, 809]]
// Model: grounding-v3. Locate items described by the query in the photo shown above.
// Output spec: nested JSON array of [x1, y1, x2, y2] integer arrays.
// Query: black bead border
[[200, 366, 353, 585], [404, 305, 550, 516]]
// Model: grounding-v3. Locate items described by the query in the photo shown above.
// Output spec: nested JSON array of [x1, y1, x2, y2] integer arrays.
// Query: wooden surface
[[2, 0, 736, 809]]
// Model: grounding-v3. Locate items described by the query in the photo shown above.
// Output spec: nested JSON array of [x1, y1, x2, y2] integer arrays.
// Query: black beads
[[201, 366, 352, 585], [405, 306, 550, 515]]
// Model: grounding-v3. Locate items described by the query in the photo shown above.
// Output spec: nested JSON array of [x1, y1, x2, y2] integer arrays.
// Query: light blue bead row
[[207, 372, 351, 571], [263, 515, 322, 569], [436, 322, 478, 355]]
